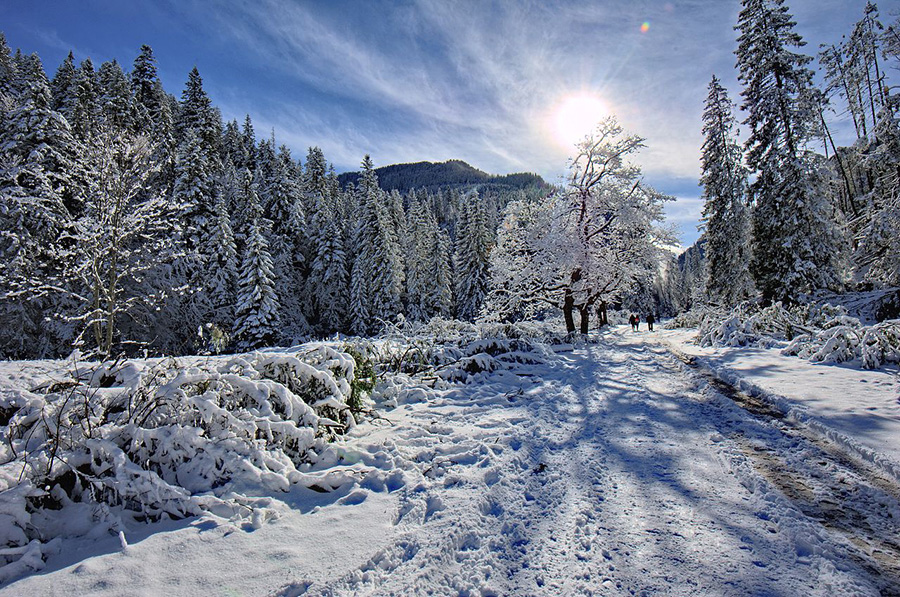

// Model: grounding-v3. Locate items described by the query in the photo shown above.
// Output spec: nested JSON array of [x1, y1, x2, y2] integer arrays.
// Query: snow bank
[[675, 301, 900, 370], [0, 344, 368, 581], [656, 330, 900, 484]]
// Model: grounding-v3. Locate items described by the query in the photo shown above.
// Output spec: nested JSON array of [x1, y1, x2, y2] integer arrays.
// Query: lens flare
[[641, 21, 650, 33]]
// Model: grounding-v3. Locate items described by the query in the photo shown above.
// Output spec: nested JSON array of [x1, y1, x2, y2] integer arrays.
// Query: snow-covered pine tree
[[304, 147, 348, 334], [454, 192, 492, 321], [348, 156, 403, 334], [847, 2, 888, 139], [428, 223, 454, 318], [700, 75, 754, 307], [0, 65, 78, 357], [96, 60, 134, 132], [130, 45, 175, 197], [130, 45, 161, 123], [241, 114, 257, 171], [0, 33, 18, 100], [233, 168, 280, 350], [854, 104, 900, 286], [260, 142, 310, 339], [49, 51, 77, 121], [70, 58, 99, 140], [404, 192, 433, 321], [4, 54, 84, 215], [204, 183, 238, 330], [309, 200, 348, 335], [176, 67, 221, 163], [0, 49, 85, 356], [736, 0, 841, 304], [388, 188, 407, 263], [371, 193, 403, 327], [221, 119, 247, 171], [169, 128, 216, 336]]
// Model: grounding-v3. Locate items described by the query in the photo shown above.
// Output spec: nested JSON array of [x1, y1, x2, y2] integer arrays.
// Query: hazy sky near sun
[[4, 0, 897, 246]]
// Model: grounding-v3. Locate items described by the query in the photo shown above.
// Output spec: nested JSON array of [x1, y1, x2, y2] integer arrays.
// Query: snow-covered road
[[4, 332, 899, 596], [296, 333, 899, 596]]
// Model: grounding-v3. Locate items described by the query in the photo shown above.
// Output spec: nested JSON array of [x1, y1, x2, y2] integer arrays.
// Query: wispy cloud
[[191, 0, 744, 181], [161, 0, 880, 245]]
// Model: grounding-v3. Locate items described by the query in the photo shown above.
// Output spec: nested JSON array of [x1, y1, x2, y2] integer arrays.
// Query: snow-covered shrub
[[860, 320, 900, 369], [698, 302, 802, 347], [375, 318, 556, 385], [0, 344, 371, 579], [695, 299, 900, 370], [782, 325, 862, 364], [665, 304, 728, 330]]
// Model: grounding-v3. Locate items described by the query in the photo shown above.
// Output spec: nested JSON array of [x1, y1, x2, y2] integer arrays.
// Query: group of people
[[628, 312, 655, 332]]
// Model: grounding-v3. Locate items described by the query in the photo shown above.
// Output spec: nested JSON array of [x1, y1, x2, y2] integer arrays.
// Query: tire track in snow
[[658, 342, 900, 595]]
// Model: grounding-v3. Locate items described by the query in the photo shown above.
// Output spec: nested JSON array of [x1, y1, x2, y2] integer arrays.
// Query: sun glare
[[553, 94, 608, 147]]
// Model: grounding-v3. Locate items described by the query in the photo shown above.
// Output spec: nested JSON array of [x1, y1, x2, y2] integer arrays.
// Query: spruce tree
[[260, 143, 310, 338], [454, 193, 491, 320], [233, 169, 280, 350], [71, 58, 98, 140], [0, 33, 18, 98], [97, 60, 134, 131], [241, 114, 257, 171], [205, 187, 238, 329], [700, 75, 754, 306], [176, 67, 221, 163], [0, 66, 77, 356], [305, 147, 347, 334], [130, 45, 175, 196], [349, 156, 401, 334], [131, 45, 161, 119], [736, 0, 840, 303], [221, 119, 246, 171], [404, 192, 432, 321], [50, 51, 77, 120], [427, 223, 454, 318], [3, 54, 83, 214]]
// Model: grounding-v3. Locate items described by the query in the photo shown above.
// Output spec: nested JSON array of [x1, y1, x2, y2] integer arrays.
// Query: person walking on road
[[629, 313, 639, 332], [646, 313, 655, 331]]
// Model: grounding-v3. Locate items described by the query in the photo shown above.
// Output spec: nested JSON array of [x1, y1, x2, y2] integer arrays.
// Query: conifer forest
[[2, 1, 900, 360]]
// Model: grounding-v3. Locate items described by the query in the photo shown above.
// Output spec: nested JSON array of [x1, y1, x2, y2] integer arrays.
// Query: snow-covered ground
[[2, 326, 900, 595], [655, 327, 900, 479]]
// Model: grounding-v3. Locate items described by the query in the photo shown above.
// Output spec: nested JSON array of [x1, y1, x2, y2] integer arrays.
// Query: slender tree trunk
[[820, 110, 859, 220], [597, 301, 608, 327]]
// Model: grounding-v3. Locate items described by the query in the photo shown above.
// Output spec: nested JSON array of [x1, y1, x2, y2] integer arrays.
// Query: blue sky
[[4, 0, 896, 247]]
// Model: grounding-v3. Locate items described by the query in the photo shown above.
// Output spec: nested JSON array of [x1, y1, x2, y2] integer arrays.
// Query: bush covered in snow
[[366, 317, 561, 407], [690, 301, 900, 370], [783, 319, 900, 369], [0, 344, 372, 581], [664, 305, 729, 331]]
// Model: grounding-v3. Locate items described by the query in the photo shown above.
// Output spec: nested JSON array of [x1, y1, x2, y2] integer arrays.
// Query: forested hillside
[[336, 159, 548, 195]]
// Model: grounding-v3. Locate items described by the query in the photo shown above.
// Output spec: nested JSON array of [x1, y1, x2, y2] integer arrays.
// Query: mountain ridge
[[336, 159, 549, 193]]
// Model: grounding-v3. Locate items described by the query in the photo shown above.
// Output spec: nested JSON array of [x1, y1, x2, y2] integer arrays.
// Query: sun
[[553, 94, 609, 147]]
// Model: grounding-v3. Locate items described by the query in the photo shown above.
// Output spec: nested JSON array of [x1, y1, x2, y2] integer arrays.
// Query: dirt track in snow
[[289, 333, 900, 596]]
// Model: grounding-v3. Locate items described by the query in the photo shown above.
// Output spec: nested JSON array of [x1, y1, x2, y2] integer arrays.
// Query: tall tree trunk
[[578, 305, 590, 334], [563, 287, 576, 333]]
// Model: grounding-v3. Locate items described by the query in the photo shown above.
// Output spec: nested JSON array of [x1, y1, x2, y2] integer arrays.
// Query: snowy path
[[292, 334, 899, 596]]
